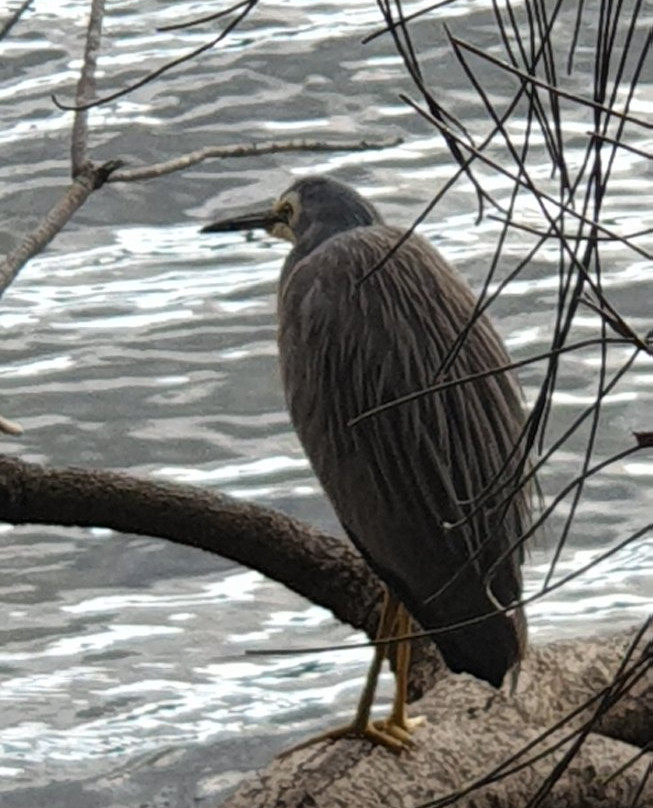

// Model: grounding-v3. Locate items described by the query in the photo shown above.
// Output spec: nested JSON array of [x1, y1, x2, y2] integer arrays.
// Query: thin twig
[[362, 0, 458, 44], [247, 522, 652, 656], [157, 0, 253, 32], [0, 0, 33, 40], [348, 337, 632, 427], [400, 93, 653, 262], [449, 33, 652, 130], [602, 744, 653, 787], [488, 214, 653, 242], [587, 131, 653, 160], [52, 0, 259, 112]]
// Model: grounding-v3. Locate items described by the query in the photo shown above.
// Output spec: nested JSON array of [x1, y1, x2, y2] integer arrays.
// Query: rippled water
[[0, 1, 651, 806]]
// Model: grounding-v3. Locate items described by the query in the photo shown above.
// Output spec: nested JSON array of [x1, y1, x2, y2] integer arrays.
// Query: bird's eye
[[279, 202, 293, 222]]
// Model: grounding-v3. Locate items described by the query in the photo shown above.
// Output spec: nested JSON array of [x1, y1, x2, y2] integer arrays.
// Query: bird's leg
[[278, 590, 411, 756], [373, 604, 425, 741], [348, 589, 398, 730]]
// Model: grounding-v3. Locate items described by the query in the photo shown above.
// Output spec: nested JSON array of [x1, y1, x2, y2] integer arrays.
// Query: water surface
[[0, 1, 651, 806]]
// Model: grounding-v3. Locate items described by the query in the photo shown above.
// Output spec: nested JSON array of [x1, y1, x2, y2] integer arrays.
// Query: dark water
[[0, 1, 651, 806]]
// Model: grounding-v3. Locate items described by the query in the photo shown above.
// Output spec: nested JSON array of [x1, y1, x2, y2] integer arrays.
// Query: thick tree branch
[[0, 454, 375, 618], [0, 453, 443, 695]]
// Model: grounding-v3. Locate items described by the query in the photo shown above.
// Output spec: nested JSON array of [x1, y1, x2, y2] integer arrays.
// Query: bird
[[201, 176, 531, 752]]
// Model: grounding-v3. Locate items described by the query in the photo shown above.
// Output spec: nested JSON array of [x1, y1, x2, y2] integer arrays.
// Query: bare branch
[[71, 0, 105, 174], [0, 0, 33, 40], [0, 453, 443, 699], [0, 160, 122, 298], [586, 131, 653, 161], [400, 93, 653, 262], [348, 337, 632, 427], [109, 137, 403, 183], [52, 0, 259, 113], [449, 33, 652, 131], [362, 0, 458, 44], [157, 0, 253, 32], [488, 214, 653, 243], [579, 297, 653, 355], [634, 432, 653, 449]]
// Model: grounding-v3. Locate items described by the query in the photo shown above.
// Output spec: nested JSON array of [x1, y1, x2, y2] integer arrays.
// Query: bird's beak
[[200, 209, 282, 234]]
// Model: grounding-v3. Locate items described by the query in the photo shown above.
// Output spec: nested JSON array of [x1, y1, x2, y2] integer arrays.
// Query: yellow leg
[[280, 590, 416, 756], [373, 604, 425, 742], [350, 590, 399, 729]]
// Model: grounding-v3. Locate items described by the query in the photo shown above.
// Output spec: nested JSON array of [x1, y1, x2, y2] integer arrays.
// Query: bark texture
[[223, 628, 652, 808]]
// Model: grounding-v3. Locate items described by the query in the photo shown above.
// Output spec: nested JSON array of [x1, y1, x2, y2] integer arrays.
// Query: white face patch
[[268, 190, 301, 243], [269, 221, 295, 242]]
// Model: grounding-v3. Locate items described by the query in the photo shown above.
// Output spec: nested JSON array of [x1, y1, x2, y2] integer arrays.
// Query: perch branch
[[222, 625, 652, 808]]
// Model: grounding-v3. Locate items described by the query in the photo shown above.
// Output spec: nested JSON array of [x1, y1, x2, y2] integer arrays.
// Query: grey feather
[[204, 175, 531, 689], [277, 187, 529, 687]]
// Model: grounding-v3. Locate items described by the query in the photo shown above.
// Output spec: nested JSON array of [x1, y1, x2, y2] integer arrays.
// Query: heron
[[201, 176, 530, 752]]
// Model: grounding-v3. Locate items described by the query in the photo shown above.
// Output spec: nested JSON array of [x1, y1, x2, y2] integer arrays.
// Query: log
[[223, 626, 652, 808]]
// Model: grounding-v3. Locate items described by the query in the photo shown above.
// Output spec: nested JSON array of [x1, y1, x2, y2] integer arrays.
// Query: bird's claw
[[278, 716, 424, 758], [373, 713, 425, 745]]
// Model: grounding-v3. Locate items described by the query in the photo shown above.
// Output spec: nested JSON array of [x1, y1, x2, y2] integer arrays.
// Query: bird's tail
[[389, 568, 527, 689], [424, 602, 527, 688]]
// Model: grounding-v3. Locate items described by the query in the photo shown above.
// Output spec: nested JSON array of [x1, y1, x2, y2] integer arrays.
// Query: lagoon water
[[0, 1, 651, 806]]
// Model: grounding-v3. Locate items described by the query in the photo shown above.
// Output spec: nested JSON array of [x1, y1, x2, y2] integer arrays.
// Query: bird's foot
[[278, 719, 415, 758], [373, 713, 425, 745]]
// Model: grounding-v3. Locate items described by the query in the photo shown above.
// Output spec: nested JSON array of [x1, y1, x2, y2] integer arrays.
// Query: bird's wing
[[277, 225, 529, 683]]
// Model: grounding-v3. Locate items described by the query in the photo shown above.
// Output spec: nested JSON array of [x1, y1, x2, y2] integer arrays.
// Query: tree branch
[[0, 415, 22, 436], [52, 0, 261, 112], [0, 453, 443, 697], [108, 137, 402, 183], [0, 134, 397, 299], [0, 172, 94, 297], [71, 0, 105, 174], [0, 161, 122, 299], [0, 0, 33, 40]]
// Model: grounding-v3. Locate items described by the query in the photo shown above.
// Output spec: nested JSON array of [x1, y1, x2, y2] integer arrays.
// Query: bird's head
[[201, 176, 383, 256]]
